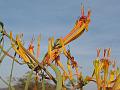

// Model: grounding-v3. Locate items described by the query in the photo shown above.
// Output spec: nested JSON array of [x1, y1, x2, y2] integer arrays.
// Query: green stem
[[9, 60, 14, 90], [42, 76, 45, 90], [50, 64, 62, 90]]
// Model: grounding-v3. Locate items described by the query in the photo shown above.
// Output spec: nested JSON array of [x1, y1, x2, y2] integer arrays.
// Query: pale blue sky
[[0, 0, 120, 89]]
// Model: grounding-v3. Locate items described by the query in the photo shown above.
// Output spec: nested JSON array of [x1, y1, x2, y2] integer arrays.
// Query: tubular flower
[[101, 60, 109, 87], [10, 32, 12, 40], [63, 5, 91, 45], [43, 48, 59, 65], [92, 48, 120, 89], [107, 48, 111, 59], [75, 67, 79, 79], [48, 37, 54, 59], [41, 6, 91, 67], [109, 70, 115, 83], [97, 48, 101, 58], [59, 37, 67, 55], [116, 67, 120, 77], [28, 37, 34, 55], [101, 50, 111, 86], [10, 33, 30, 63], [36, 35, 41, 59], [16, 35, 31, 63], [71, 57, 78, 68], [56, 59, 67, 75], [93, 59, 104, 89], [48, 38, 52, 59], [112, 74, 120, 90], [103, 49, 107, 59], [28, 43, 34, 55], [62, 72, 69, 85], [67, 59, 73, 80]]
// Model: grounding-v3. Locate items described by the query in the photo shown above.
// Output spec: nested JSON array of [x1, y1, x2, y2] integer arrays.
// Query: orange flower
[[63, 5, 91, 45]]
